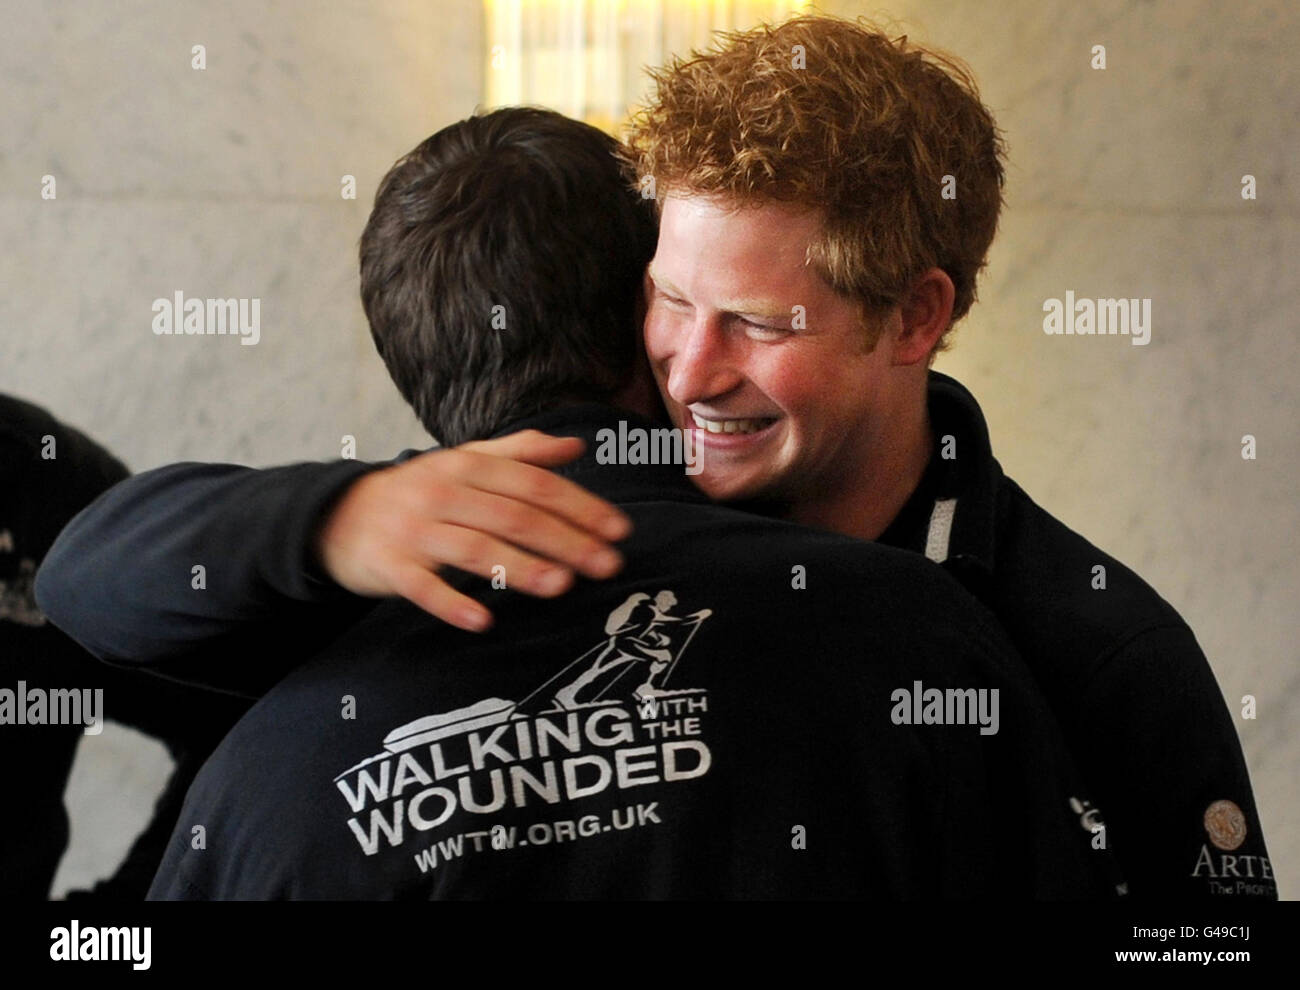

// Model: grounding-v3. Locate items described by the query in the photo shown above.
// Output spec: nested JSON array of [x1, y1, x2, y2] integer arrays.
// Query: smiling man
[[643, 197, 938, 541], [620, 14, 1274, 898]]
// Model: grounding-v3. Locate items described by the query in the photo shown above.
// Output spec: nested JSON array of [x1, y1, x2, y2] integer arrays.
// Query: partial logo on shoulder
[[1070, 795, 1128, 896], [1191, 799, 1275, 896]]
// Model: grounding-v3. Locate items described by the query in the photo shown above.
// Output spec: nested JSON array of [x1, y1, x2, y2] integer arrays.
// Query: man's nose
[[665, 315, 741, 406]]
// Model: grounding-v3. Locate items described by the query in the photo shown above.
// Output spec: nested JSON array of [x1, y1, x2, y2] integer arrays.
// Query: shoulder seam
[[1089, 619, 1197, 680]]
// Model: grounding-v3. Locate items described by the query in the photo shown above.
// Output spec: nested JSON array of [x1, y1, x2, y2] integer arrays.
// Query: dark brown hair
[[361, 107, 658, 445]]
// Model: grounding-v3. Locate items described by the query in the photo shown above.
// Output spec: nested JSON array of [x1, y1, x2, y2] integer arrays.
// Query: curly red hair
[[622, 14, 1007, 350]]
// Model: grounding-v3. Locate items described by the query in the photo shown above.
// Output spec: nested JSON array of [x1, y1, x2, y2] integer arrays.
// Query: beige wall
[[1, 0, 1293, 897]]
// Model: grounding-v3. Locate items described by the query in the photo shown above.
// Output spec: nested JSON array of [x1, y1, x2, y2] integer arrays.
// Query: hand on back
[[315, 430, 631, 632]]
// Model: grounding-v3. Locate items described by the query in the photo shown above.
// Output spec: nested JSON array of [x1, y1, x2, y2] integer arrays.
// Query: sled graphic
[[382, 697, 518, 752]]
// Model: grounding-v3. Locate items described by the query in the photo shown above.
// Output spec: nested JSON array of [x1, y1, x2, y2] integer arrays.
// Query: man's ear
[[893, 268, 955, 366]]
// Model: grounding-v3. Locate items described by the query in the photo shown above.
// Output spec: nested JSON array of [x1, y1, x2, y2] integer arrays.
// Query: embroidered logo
[[1203, 799, 1247, 851]]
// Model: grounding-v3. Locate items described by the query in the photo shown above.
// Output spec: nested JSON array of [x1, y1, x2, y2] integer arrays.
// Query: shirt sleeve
[[1078, 622, 1276, 898], [33, 456, 392, 697]]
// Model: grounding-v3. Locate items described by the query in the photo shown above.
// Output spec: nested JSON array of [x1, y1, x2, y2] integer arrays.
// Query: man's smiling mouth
[[689, 412, 778, 435]]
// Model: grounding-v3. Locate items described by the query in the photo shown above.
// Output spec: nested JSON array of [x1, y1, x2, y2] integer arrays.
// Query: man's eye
[[743, 321, 788, 340]]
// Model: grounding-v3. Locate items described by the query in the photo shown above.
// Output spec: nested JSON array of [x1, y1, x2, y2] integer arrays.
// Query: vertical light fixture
[[485, 0, 812, 135]]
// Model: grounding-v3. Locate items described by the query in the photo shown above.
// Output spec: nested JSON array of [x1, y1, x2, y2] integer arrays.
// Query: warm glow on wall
[[484, 0, 812, 134]]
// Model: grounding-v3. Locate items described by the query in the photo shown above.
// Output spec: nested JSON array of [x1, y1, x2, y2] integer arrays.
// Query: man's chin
[[685, 469, 771, 505]]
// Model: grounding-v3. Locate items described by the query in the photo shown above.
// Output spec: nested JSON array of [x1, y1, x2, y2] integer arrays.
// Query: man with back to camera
[[41, 13, 1273, 898], [36, 106, 1118, 899]]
